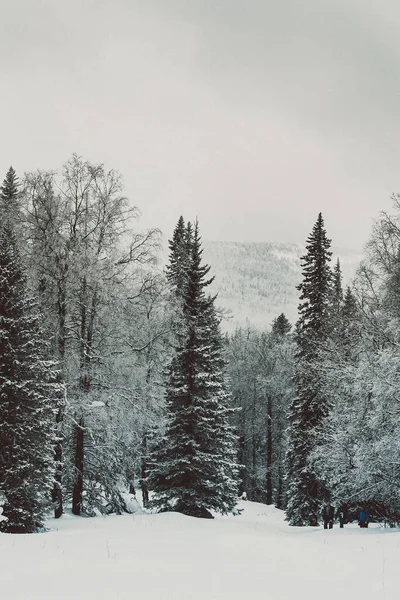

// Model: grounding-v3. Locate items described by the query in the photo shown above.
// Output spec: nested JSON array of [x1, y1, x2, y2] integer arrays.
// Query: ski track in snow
[[0, 500, 399, 599]]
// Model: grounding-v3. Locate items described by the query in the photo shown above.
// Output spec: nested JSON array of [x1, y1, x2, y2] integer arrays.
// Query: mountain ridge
[[202, 240, 363, 331]]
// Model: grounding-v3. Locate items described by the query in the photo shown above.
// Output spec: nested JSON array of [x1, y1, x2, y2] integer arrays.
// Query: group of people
[[322, 501, 370, 529]]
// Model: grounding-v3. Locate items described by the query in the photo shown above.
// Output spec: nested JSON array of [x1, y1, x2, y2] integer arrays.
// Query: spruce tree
[[332, 259, 343, 306], [0, 221, 59, 532], [330, 258, 344, 335], [272, 313, 292, 336], [285, 213, 332, 526], [339, 286, 360, 361], [148, 219, 239, 518], [0, 167, 23, 237], [0, 167, 19, 211], [166, 216, 190, 295]]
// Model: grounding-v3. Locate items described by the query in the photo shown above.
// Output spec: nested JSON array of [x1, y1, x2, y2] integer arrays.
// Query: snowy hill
[[1, 500, 398, 599], [202, 241, 363, 331]]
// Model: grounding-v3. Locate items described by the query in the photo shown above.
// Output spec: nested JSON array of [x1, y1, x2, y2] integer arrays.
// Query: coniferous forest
[[2, 155, 400, 532]]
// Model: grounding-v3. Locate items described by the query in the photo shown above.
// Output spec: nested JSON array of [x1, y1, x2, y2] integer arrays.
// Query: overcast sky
[[2, 0, 400, 250]]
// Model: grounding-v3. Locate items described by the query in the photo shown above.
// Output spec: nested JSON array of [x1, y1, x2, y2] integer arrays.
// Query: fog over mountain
[[202, 241, 363, 331]]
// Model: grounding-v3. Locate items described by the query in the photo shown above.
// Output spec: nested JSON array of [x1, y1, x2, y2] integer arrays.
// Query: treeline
[[2, 154, 400, 532]]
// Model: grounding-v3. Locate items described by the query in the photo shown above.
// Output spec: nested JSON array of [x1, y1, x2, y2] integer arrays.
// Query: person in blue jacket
[[359, 507, 370, 528]]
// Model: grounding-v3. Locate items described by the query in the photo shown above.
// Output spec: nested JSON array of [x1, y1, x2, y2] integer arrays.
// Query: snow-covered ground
[[1, 500, 399, 599]]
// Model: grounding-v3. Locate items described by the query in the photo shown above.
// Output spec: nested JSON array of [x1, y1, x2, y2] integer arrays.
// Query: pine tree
[[339, 286, 360, 360], [272, 313, 292, 336], [332, 259, 343, 306], [0, 221, 59, 532], [148, 219, 239, 518], [166, 216, 190, 294], [0, 167, 19, 213], [331, 258, 343, 321], [285, 213, 332, 526], [329, 258, 344, 336], [0, 167, 24, 241]]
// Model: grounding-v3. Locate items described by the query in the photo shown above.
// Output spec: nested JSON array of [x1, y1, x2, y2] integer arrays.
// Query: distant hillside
[[202, 241, 363, 332]]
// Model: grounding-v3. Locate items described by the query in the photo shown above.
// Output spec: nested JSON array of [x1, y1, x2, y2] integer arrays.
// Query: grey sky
[[2, 0, 400, 250]]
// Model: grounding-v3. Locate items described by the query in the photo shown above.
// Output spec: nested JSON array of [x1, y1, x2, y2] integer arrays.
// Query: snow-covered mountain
[[202, 241, 363, 331]]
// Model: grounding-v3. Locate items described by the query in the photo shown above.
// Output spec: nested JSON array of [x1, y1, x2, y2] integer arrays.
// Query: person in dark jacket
[[322, 500, 334, 529]]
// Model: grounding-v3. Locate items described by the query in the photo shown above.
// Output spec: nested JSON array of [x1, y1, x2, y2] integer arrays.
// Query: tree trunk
[[141, 465, 149, 508], [52, 415, 63, 519], [238, 430, 246, 496], [53, 280, 67, 518], [72, 274, 92, 515], [266, 397, 273, 505], [72, 416, 84, 515], [276, 451, 284, 509], [251, 392, 258, 501], [140, 435, 149, 507]]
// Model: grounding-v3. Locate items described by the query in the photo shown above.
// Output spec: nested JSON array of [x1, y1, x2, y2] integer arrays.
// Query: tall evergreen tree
[[286, 213, 332, 526], [0, 220, 59, 532], [148, 219, 239, 518]]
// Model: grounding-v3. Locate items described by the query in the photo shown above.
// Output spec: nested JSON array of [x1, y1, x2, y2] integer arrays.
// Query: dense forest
[[1, 155, 400, 532]]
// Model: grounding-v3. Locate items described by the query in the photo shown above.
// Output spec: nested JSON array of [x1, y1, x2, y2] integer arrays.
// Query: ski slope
[[0, 500, 399, 599]]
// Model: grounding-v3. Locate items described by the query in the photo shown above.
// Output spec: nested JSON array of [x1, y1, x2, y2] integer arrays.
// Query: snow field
[[0, 500, 399, 600]]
